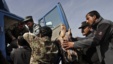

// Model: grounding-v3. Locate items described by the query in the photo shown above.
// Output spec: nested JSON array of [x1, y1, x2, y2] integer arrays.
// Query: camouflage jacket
[[23, 33, 59, 64]]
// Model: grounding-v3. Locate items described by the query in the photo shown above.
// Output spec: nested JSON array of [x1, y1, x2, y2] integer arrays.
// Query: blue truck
[[0, 0, 70, 62], [0, 0, 24, 58]]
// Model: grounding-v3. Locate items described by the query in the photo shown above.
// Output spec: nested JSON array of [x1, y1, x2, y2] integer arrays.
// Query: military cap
[[79, 21, 89, 29], [24, 16, 33, 22]]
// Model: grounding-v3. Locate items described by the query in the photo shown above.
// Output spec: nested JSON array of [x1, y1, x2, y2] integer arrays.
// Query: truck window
[[44, 7, 62, 28], [39, 3, 69, 29], [39, 3, 70, 40]]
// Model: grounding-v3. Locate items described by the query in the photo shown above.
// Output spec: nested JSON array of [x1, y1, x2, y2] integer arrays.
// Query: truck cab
[[0, 0, 24, 58], [39, 2, 70, 40]]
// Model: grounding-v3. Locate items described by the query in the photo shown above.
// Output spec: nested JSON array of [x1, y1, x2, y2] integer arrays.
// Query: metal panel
[[51, 24, 61, 40], [57, 2, 70, 29]]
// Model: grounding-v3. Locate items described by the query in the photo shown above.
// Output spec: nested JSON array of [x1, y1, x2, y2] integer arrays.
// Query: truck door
[[0, 0, 24, 59], [0, 12, 6, 58], [0, 11, 23, 59], [39, 2, 70, 40]]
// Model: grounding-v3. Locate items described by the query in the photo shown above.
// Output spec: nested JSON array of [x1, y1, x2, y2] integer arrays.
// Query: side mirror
[[46, 21, 53, 28]]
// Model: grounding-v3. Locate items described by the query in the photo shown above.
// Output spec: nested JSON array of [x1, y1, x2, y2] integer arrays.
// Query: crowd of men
[[63, 10, 113, 64], [0, 10, 113, 64]]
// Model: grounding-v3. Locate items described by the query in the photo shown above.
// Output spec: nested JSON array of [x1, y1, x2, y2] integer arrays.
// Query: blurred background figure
[[5, 22, 29, 63], [10, 36, 31, 64]]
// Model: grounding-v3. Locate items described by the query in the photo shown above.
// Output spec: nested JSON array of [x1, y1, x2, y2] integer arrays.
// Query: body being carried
[[56, 24, 78, 64]]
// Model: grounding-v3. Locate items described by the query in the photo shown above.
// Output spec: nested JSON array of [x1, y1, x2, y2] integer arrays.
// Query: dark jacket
[[91, 17, 113, 64], [82, 32, 99, 64], [11, 46, 31, 64], [77, 31, 100, 64]]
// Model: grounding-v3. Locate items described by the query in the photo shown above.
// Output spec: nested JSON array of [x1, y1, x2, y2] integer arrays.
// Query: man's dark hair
[[18, 36, 28, 46], [39, 26, 52, 38], [87, 10, 100, 19]]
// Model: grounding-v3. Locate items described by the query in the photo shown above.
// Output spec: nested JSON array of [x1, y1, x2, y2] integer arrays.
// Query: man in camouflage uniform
[[24, 16, 40, 35], [23, 26, 59, 64]]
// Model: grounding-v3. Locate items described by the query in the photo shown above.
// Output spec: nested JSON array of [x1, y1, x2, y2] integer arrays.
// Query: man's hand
[[63, 41, 74, 49]]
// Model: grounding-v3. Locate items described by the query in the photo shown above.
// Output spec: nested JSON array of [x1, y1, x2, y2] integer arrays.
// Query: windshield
[[44, 7, 62, 28], [39, 6, 63, 29], [39, 3, 69, 30]]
